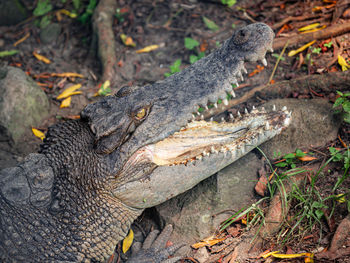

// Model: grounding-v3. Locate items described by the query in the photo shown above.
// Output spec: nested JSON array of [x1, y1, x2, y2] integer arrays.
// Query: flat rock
[[0, 66, 50, 146], [155, 98, 341, 244]]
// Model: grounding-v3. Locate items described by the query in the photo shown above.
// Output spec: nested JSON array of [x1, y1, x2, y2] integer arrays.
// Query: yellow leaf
[[60, 96, 71, 108], [271, 252, 314, 259], [298, 23, 320, 32], [338, 55, 350, 71], [56, 84, 82, 99], [120, 34, 136, 47], [261, 250, 280, 259], [57, 9, 77, 18], [300, 25, 326, 34], [122, 229, 134, 253], [32, 128, 45, 141], [336, 194, 346, 203], [51, 72, 84, 78], [136, 45, 159, 53], [191, 237, 225, 249], [33, 51, 51, 64], [288, 40, 316, 57], [13, 32, 30, 47]]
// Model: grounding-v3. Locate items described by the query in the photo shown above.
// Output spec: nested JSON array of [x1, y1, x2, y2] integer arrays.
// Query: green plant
[[221, 0, 237, 7], [184, 37, 205, 64], [202, 16, 219, 31], [324, 41, 333, 48], [164, 59, 182, 77], [311, 47, 322, 54], [329, 147, 350, 191], [33, 0, 52, 16], [78, 0, 97, 24], [333, 91, 350, 123], [275, 149, 307, 169]]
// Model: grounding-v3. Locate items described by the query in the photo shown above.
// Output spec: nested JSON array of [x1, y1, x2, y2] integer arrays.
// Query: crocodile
[[0, 23, 290, 262]]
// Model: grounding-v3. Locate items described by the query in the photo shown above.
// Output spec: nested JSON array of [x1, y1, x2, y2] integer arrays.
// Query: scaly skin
[[0, 23, 286, 262]]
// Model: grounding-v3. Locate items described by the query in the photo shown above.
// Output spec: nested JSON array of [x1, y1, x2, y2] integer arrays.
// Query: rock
[[260, 98, 341, 159], [0, 0, 28, 26], [155, 98, 341, 244], [40, 23, 62, 45], [0, 66, 50, 146]]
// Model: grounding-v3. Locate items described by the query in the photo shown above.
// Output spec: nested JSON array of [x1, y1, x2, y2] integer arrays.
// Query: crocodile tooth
[[210, 117, 214, 122], [201, 115, 204, 120], [214, 103, 218, 108], [244, 108, 249, 114], [262, 58, 267, 66], [229, 113, 234, 119], [221, 117, 225, 122], [282, 106, 287, 111], [265, 122, 270, 130], [205, 105, 209, 110], [237, 71, 244, 82], [211, 146, 215, 153], [196, 155, 202, 160], [192, 114, 196, 119], [261, 107, 265, 111], [252, 105, 256, 110], [223, 98, 228, 105], [273, 104, 276, 111], [268, 47, 274, 53], [237, 111, 241, 117], [230, 90, 236, 98], [232, 79, 239, 87], [242, 65, 248, 74]]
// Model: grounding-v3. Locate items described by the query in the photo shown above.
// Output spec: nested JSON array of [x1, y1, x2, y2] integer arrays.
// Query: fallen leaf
[[120, 34, 136, 47], [202, 16, 219, 31], [298, 156, 317, 162], [32, 128, 45, 141], [288, 40, 316, 57], [57, 9, 77, 18], [191, 236, 225, 249], [122, 229, 134, 253], [261, 250, 280, 259], [33, 51, 51, 64], [300, 25, 326, 34], [51, 72, 84, 78], [298, 23, 320, 32], [56, 84, 82, 99], [270, 252, 314, 259], [136, 45, 159, 53], [338, 55, 350, 71], [60, 96, 71, 108]]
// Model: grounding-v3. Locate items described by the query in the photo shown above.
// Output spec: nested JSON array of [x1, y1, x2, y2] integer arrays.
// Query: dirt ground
[[1, 0, 350, 262]]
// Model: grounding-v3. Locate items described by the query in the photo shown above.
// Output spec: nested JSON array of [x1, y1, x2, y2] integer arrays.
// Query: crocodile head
[[81, 23, 289, 209]]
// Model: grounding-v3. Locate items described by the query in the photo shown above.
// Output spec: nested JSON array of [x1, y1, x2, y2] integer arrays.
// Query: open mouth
[[126, 106, 291, 167]]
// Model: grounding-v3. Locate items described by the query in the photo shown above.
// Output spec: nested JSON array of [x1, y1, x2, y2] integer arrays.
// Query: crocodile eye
[[135, 108, 147, 120]]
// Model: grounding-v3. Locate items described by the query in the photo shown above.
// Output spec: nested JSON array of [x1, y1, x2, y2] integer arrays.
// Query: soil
[[1, 0, 350, 262]]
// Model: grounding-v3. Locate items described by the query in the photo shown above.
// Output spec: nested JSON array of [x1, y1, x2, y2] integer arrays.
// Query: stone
[[40, 23, 62, 45], [0, 0, 28, 26], [0, 66, 50, 145], [260, 98, 341, 159], [156, 98, 341, 244]]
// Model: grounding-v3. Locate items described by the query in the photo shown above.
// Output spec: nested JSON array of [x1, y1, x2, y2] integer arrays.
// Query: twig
[[267, 40, 289, 85]]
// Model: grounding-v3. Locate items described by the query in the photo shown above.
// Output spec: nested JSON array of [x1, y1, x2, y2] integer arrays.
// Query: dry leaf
[[338, 55, 350, 71], [298, 156, 317, 162], [56, 84, 82, 99], [120, 34, 136, 47], [270, 252, 314, 259], [122, 229, 134, 253], [298, 23, 320, 32], [51, 72, 84, 78], [33, 51, 51, 64], [136, 45, 159, 53], [288, 40, 316, 57], [13, 32, 30, 47], [32, 128, 45, 141], [191, 237, 225, 249], [60, 96, 71, 108]]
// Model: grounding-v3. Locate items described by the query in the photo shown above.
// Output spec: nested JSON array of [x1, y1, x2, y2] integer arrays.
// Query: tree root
[[92, 0, 118, 85], [273, 22, 350, 49], [201, 70, 350, 119]]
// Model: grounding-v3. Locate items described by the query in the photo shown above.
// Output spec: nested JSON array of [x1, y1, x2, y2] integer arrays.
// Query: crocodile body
[[0, 23, 289, 262]]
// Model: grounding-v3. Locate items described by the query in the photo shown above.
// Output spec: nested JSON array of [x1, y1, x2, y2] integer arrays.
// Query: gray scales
[[0, 23, 290, 262]]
